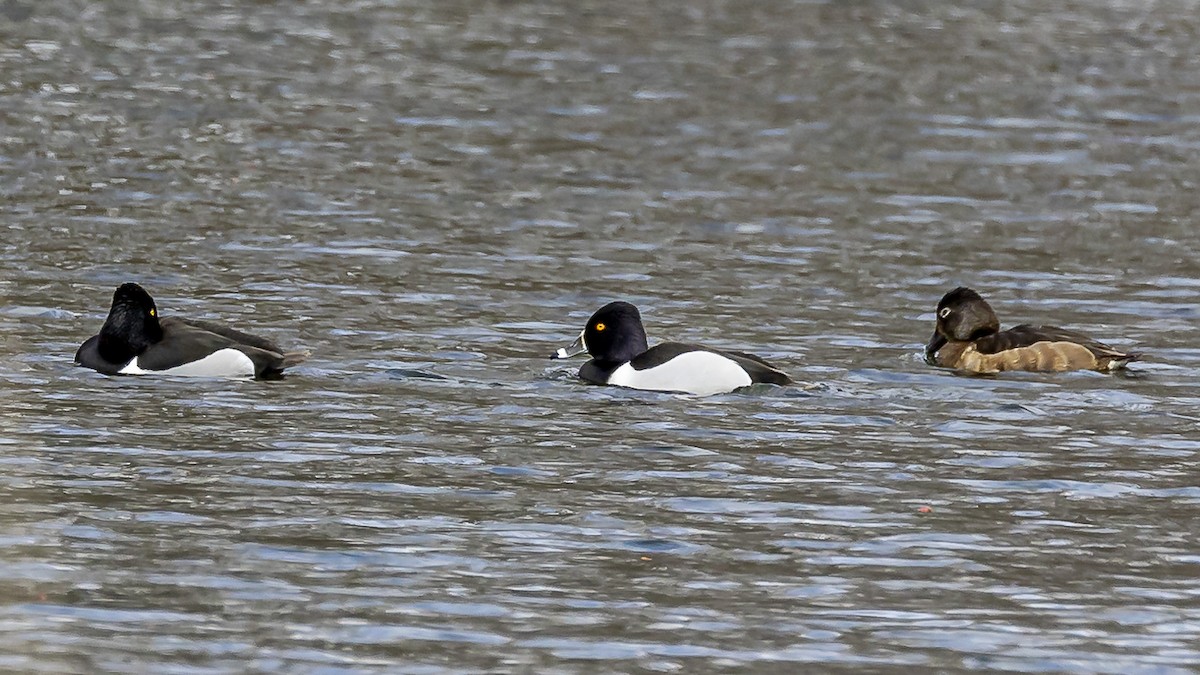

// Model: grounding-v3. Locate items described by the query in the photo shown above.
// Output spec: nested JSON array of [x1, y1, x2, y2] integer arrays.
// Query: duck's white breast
[[607, 350, 752, 396], [118, 348, 256, 378]]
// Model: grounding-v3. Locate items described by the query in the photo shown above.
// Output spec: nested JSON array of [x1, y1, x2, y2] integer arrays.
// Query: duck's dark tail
[[257, 350, 310, 380], [1101, 351, 1140, 371], [281, 350, 310, 368]]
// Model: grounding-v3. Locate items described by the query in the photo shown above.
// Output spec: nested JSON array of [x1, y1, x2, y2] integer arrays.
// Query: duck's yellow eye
[[149, 309, 156, 317], [595, 322, 606, 331]]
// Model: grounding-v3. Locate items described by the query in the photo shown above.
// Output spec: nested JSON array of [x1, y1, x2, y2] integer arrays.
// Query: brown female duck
[[925, 287, 1139, 374]]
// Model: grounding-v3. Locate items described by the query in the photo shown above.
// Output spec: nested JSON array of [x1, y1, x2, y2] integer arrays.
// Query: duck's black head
[[925, 287, 1001, 360], [97, 283, 164, 363], [554, 300, 650, 364]]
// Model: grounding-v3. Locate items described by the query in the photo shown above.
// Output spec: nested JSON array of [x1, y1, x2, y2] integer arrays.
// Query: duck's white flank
[[118, 348, 256, 378], [607, 350, 752, 396]]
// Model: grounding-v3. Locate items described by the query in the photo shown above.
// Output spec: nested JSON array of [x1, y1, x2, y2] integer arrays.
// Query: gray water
[[2, 1, 1199, 672]]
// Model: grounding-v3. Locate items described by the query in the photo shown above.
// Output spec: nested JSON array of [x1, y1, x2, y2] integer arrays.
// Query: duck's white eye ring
[[938, 307, 952, 319]]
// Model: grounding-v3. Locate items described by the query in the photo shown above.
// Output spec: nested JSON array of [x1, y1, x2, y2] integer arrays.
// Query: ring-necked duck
[[75, 283, 307, 379], [552, 301, 790, 395], [924, 287, 1139, 373]]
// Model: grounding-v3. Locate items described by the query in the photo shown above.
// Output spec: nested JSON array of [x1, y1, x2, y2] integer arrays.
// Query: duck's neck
[[97, 306, 162, 363], [607, 328, 648, 363], [968, 325, 998, 341]]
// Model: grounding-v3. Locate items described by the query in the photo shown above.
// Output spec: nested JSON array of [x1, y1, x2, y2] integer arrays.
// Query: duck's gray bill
[[552, 332, 586, 359], [924, 330, 947, 364]]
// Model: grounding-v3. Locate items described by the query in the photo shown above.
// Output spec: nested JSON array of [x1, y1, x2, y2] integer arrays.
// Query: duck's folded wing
[[975, 324, 1131, 359], [629, 342, 700, 368], [723, 350, 792, 385], [170, 317, 285, 353], [134, 320, 240, 370]]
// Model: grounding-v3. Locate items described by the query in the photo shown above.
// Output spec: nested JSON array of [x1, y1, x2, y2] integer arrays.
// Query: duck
[[924, 287, 1139, 374], [551, 301, 791, 395], [75, 282, 307, 379]]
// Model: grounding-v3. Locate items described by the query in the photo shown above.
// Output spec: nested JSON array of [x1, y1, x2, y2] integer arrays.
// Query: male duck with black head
[[925, 287, 1139, 374], [76, 282, 307, 379], [552, 301, 791, 396]]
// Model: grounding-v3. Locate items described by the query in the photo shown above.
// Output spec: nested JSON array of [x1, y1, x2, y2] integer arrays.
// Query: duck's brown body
[[925, 288, 1139, 374], [929, 324, 1136, 374]]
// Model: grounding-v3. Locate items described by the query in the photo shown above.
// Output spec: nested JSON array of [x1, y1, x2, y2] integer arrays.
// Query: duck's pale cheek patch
[[608, 351, 752, 396], [119, 349, 256, 378]]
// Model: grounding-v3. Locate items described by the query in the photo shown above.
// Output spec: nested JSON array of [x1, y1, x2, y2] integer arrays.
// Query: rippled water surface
[[2, 1, 1199, 672]]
